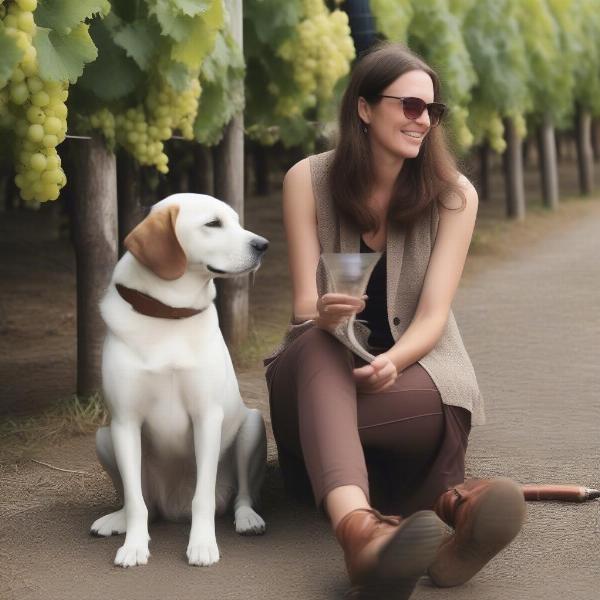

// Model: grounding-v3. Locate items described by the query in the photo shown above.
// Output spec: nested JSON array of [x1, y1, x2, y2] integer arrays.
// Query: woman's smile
[[400, 130, 425, 140]]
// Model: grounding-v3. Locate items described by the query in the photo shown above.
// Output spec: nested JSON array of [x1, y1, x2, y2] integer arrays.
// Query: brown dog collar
[[115, 283, 209, 319]]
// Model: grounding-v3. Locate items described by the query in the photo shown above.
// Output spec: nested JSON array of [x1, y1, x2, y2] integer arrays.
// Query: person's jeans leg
[[266, 328, 371, 514]]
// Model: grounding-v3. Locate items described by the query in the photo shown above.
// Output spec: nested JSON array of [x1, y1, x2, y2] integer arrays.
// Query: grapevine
[[276, 0, 354, 115], [1, 0, 68, 203]]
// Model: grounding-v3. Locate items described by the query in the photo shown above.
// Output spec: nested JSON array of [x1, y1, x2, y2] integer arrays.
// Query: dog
[[90, 193, 269, 568]]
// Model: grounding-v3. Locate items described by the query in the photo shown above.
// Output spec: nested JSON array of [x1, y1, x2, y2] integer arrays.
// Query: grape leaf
[[0, 26, 24, 88], [34, 0, 109, 35], [173, 0, 212, 17], [75, 18, 144, 100], [34, 24, 99, 83], [244, 0, 301, 49], [113, 18, 161, 71], [147, 0, 211, 41], [171, 1, 224, 70], [195, 31, 244, 144]]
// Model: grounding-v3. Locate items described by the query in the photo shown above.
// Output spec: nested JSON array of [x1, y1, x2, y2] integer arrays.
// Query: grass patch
[[0, 392, 108, 465]]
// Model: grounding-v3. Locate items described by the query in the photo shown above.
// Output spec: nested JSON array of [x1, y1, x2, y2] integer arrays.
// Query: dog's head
[[124, 194, 269, 280]]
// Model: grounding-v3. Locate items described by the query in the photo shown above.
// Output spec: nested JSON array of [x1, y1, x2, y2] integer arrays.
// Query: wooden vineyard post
[[503, 117, 526, 220], [213, 0, 248, 351], [69, 136, 118, 396], [575, 105, 594, 196], [537, 114, 559, 211]]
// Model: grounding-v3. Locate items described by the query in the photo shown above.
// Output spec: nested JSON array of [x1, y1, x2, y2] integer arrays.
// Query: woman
[[264, 42, 526, 599]]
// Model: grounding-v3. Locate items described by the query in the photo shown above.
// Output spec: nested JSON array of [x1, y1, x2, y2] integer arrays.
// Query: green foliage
[[146, 0, 212, 41], [112, 17, 161, 71], [34, 0, 109, 34], [194, 30, 244, 145], [370, 0, 413, 43], [244, 0, 354, 148], [515, 0, 572, 127], [75, 15, 143, 101], [408, 0, 477, 151], [461, 0, 531, 147], [170, 0, 223, 69], [571, 0, 600, 115], [34, 23, 98, 83]]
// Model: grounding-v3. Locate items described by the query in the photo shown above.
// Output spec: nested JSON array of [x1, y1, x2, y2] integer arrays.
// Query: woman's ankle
[[324, 484, 371, 531]]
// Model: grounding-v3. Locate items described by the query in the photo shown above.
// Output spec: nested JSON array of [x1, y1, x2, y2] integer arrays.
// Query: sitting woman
[[264, 42, 526, 599]]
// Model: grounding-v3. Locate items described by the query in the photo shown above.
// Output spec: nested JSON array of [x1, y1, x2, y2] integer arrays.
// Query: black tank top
[[356, 237, 395, 350]]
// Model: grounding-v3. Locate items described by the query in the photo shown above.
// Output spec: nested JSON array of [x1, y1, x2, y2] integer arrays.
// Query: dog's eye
[[205, 219, 222, 228]]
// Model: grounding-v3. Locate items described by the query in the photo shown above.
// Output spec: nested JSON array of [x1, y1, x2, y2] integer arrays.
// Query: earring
[[362, 125, 368, 133]]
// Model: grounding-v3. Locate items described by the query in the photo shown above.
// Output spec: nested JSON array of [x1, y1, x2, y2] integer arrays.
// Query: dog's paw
[[234, 506, 266, 535], [91, 509, 126, 537], [114, 539, 150, 567], [187, 538, 220, 566]]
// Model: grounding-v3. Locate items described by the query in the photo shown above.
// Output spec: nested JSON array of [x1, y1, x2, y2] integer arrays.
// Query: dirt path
[[2, 162, 600, 598]]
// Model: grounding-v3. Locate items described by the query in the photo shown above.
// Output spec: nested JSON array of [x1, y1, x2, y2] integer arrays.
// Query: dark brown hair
[[329, 41, 466, 233]]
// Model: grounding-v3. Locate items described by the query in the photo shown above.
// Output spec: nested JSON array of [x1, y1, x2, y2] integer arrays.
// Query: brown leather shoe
[[427, 477, 526, 587], [335, 507, 445, 599]]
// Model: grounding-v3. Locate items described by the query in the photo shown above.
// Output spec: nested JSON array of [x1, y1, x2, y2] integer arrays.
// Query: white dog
[[90, 193, 269, 568]]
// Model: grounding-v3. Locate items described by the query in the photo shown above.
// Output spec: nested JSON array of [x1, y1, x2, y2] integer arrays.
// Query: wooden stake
[[69, 136, 118, 396]]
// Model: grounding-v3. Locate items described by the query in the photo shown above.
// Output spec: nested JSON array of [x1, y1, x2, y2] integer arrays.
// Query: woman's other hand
[[314, 293, 367, 334], [353, 353, 400, 393]]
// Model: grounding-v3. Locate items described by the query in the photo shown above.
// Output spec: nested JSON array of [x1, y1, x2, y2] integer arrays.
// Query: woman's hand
[[353, 353, 400, 393], [314, 292, 367, 334]]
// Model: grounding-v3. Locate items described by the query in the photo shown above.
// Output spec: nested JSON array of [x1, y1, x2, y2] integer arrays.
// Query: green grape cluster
[[146, 75, 201, 142], [89, 107, 115, 146], [487, 114, 506, 153], [2, 0, 68, 203], [448, 105, 474, 151], [114, 105, 168, 173], [275, 0, 355, 117], [468, 105, 506, 153], [106, 75, 201, 174]]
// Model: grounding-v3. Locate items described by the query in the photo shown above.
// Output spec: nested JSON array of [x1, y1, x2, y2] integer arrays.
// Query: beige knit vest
[[264, 149, 485, 426]]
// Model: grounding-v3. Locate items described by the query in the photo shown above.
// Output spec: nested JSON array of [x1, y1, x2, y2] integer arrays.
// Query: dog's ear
[[124, 204, 187, 280]]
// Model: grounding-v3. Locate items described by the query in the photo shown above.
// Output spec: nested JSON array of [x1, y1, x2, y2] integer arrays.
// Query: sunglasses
[[378, 95, 446, 127]]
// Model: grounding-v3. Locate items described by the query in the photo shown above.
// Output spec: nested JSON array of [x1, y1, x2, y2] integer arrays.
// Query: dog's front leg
[[187, 405, 224, 566], [111, 418, 150, 567]]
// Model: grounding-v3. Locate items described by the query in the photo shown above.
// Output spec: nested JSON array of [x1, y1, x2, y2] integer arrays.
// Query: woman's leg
[[266, 332, 448, 593], [266, 327, 371, 528], [354, 360, 471, 517], [266, 330, 462, 526]]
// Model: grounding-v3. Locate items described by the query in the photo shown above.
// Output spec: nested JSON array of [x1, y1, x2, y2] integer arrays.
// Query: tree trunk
[[575, 106, 594, 195], [537, 115, 559, 210], [213, 0, 247, 351], [478, 143, 491, 202], [69, 136, 118, 396], [191, 144, 213, 195], [117, 150, 144, 256], [503, 117, 526, 220]]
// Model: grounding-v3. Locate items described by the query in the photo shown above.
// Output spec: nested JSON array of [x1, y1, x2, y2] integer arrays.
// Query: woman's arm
[[282, 158, 366, 327], [282, 158, 321, 322], [384, 175, 479, 373]]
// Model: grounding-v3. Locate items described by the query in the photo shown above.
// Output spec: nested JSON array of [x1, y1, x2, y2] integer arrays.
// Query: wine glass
[[319, 252, 382, 362]]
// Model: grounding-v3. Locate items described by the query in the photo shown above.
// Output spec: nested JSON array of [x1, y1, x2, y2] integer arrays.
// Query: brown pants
[[265, 327, 471, 518]]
